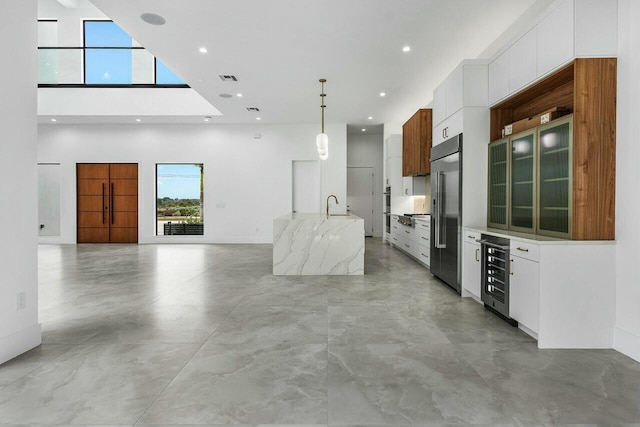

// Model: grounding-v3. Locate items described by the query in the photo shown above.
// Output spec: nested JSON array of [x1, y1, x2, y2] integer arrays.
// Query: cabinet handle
[[404, 230, 410, 234], [475, 248, 479, 262], [516, 247, 529, 252], [421, 253, 428, 257], [468, 235, 475, 239], [421, 236, 427, 240], [442, 128, 446, 139], [404, 244, 410, 248], [510, 259, 514, 275]]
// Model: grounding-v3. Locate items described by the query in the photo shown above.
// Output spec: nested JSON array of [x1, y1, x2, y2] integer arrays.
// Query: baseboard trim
[[614, 326, 640, 362], [0, 323, 42, 365]]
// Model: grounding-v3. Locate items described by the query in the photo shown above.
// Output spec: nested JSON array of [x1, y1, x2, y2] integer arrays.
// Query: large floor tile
[[138, 342, 327, 425], [0, 345, 74, 388], [328, 342, 517, 425], [0, 343, 199, 424]]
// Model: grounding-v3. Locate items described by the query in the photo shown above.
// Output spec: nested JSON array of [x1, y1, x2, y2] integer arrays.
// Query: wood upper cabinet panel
[[110, 163, 138, 179], [419, 110, 432, 174], [572, 58, 616, 240], [489, 58, 616, 240], [402, 109, 432, 177], [77, 163, 109, 179]]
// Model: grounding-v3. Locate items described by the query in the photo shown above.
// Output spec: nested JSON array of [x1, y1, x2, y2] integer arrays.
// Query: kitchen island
[[273, 212, 364, 275]]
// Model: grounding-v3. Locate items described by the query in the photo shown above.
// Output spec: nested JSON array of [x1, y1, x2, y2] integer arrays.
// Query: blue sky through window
[[84, 20, 185, 85], [156, 59, 185, 84], [157, 164, 202, 199]]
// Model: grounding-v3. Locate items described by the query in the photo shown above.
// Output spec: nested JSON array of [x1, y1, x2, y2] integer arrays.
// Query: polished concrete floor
[[0, 238, 639, 426]]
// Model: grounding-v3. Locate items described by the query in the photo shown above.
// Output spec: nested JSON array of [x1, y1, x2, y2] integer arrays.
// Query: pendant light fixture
[[316, 78, 329, 160]]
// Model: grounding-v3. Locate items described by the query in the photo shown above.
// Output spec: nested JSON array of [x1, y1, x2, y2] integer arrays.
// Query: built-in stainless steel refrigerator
[[430, 134, 462, 293]]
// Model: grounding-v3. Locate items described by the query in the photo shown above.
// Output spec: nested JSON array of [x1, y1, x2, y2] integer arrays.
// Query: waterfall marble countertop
[[273, 212, 364, 275]]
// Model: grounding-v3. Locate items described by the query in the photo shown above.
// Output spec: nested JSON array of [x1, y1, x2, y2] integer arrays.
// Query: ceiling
[[74, 0, 541, 127]]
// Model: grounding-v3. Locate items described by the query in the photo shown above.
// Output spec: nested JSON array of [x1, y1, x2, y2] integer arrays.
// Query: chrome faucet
[[326, 194, 339, 216]]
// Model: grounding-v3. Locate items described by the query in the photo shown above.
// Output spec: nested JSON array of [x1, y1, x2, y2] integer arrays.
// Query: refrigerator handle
[[436, 171, 446, 249], [434, 172, 440, 247]]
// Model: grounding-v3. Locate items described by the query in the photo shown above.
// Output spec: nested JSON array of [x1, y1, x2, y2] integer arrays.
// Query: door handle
[[102, 183, 105, 224], [475, 247, 479, 262], [110, 183, 114, 225]]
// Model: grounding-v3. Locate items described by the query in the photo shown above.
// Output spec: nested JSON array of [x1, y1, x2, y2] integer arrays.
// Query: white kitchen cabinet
[[465, 227, 615, 349], [432, 83, 447, 127], [509, 253, 540, 335], [432, 61, 488, 131], [391, 217, 431, 268], [488, 0, 617, 108], [385, 134, 402, 160], [509, 27, 537, 93], [462, 230, 481, 299], [574, 0, 618, 57], [387, 157, 402, 196], [433, 109, 464, 146], [537, 0, 574, 78], [488, 50, 510, 106], [402, 176, 426, 196]]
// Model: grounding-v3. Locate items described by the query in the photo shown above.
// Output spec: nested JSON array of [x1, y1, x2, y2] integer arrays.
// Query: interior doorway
[[347, 166, 374, 236], [292, 160, 321, 213], [77, 163, 138, 243]]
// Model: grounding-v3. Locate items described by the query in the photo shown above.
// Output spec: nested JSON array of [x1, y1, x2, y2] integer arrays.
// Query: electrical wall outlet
[[16, 292, 26, 310]]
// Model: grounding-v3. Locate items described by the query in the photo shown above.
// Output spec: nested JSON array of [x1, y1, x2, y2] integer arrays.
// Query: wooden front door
[[77, 163, 138, 243]]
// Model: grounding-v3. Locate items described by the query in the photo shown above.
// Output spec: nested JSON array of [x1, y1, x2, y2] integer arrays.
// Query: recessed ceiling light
[[204, 116, 211, 122], [256, 117, 262, 121], [236, 93, 243, 97], [50, 118, 57, 122], [368, 116, 373, 120], [402, 46, 411, 52], [380, 92, 386, 97], [219, 93, 232, 98], [199, 47, 208, 53], [362, 128, 366, 132], [135, 118, 141, 122], [140, 12, 166, 26]]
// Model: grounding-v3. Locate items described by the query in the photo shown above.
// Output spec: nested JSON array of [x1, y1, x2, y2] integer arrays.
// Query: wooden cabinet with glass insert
[[510, 129, 536, 233], [487, 138, 509, 229]]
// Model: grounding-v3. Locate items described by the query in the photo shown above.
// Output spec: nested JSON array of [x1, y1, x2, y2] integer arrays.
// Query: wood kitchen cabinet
[[402, 109, 432, 176], [490, 58, 616, 240]]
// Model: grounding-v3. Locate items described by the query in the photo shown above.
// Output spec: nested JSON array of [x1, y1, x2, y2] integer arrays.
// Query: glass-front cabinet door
[[537, 116, 572, 238], [487, 138, 509, 229], [509, 130, 536, 232]]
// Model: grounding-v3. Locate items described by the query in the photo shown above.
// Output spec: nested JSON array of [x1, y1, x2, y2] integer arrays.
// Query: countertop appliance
[[430, 134, 462, 293], [478, 233, 517, 326]]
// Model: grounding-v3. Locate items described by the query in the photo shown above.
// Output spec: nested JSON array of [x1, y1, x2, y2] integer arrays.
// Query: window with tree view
[[156, 164, 204, 236]]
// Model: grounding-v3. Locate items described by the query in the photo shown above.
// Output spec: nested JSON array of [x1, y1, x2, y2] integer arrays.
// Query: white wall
[[347, 132, 384, 237], [37, 123, 347, 244], [614, 0, 640, 362], [0, 0, 41, 365]]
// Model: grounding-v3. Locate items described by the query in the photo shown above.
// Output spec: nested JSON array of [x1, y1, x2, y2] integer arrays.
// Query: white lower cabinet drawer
[[416, 243, 430, 266]]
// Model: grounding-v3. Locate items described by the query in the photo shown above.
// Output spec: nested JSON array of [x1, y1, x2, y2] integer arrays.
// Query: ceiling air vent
[[218, 75, 238, 82], [246, 107, 260, 112]]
